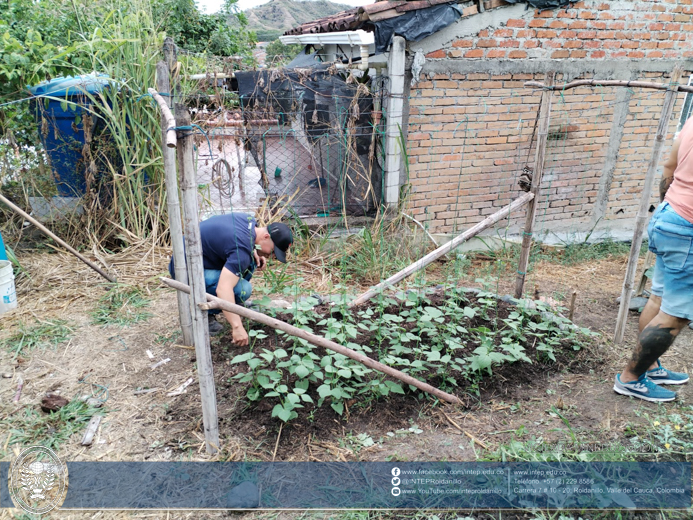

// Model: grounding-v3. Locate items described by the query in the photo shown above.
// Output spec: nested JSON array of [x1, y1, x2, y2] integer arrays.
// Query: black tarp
[[285, 48, 322, 69], [503, 0, 573, 9], [234, 67, 380, 216], [373, 0, 573, 51], [373, 4, 463, 53]]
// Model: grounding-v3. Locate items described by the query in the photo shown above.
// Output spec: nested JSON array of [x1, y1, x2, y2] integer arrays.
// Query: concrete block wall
[[403, 0, 693, 237]]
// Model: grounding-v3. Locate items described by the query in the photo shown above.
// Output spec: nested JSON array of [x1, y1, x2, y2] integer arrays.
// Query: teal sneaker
[[613, 374, 676, 402], [647, 360, 690, 385]]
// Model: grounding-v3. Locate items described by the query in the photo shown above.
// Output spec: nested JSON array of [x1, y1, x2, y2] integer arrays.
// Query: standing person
[[169, 213, 293, 345], [614, 117, 693, 402]]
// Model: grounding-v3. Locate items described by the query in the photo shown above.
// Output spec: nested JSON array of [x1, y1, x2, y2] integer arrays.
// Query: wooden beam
[[160, 277, 463, 405], [176, 104, 220, 454], [525, 79, 693, 94], [0, 192, 115, 283], [350, 192, 535, 308], [614, 65, 683, 345], [514, 72, 555, 299]]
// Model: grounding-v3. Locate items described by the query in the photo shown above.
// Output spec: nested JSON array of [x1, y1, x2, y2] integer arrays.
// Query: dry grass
[[6, 243, 170, 330]]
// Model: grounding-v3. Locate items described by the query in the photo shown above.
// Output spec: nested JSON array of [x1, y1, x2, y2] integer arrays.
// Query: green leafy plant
[[228, 283, 594, 424]]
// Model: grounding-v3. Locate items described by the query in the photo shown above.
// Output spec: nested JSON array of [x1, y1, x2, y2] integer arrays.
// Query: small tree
[[265, 39, 303, 67]]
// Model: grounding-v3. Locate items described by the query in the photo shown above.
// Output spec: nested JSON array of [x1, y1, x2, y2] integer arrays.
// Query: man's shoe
[[647, 360, 690, 385], [208, 319, 224, 336], [613, 374, 676, 402]]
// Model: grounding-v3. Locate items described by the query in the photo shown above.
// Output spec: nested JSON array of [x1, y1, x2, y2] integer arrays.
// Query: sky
[[197, 0, 373, 13]]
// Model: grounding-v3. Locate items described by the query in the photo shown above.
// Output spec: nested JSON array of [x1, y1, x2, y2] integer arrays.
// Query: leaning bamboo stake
[[148, 87, 176, 148], [514, 72, 555, 299], [153, 64, 192, 346], [0, 192, 115, 282], [176, 104, 220, 454], [160, 277, 463, 405], [525, 79, 693, 94], [614, 65, 683, 345], [350, 192, 535, 308]]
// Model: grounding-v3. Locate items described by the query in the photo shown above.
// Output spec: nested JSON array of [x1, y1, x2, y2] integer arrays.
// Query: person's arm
[[253, 249, 267, 270], [216, 267, 249, 346], [660, 137, 681, 201]]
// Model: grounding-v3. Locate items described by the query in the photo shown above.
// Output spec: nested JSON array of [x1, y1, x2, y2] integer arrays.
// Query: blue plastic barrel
[[28, 75, 111, 197], [0, 230, 7, 261]]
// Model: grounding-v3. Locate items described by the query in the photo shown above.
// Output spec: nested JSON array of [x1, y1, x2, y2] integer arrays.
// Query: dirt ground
[[1, 246, 691, 519]]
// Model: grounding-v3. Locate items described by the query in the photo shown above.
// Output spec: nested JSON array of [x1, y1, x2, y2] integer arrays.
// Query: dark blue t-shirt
[[200, 213, 256, 278]]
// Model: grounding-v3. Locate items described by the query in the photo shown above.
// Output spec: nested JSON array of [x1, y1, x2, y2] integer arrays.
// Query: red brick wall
[[406, 1, 693, 234], [426, 0, 693, 61]]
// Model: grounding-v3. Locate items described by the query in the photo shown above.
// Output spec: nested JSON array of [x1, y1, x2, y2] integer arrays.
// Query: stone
[[500, 294, 518, 305], [268, 299, 292, 309], [41, 393, 69, 413], [226, 481, 260, 508], [79, 395, 104, 408], [628, 297, 649, 311]]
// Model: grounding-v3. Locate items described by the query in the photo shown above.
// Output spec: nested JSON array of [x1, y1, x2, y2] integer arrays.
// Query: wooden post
[[154, 66, 193, 347], [350, 192, 535, 308], [568, 289, 578, 322], [0, 192, 115, 283], [163, 37, 178, 105], [160, 277, 463, 405], [176, 104, 220, 454], [514, 71, 555, 299], [613, 65, 683, 345]]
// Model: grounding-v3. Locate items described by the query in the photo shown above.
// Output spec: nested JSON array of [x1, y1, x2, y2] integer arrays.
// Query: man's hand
[[232, 323, 249, 346], [217, 267, 250, 346], [253, 250, 267, 270]]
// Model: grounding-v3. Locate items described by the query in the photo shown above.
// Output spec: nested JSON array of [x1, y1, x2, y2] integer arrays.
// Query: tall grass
[[66, 1, 167, 246]]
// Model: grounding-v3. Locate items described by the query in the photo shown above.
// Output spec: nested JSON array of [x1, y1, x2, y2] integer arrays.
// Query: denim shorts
[[648, 202, 693, 320], [203, 269, 252, 315]]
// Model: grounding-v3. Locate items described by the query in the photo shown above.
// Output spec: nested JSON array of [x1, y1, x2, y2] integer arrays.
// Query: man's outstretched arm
[[216, 267, 249, 346]]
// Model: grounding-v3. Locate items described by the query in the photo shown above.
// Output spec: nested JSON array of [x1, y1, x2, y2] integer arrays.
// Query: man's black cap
[[268, 222, 293, 263]]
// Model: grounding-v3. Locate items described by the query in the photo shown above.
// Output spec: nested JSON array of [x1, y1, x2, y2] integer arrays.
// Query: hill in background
[[245, 0, 352, 41]]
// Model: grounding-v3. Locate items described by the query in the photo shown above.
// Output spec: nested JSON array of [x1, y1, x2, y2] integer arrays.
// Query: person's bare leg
[[639, 295, 662, 371], [621, 309, 689, 383]]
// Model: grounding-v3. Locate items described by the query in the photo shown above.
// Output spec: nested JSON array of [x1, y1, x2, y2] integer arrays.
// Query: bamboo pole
[[160, 277, 463, 405], [614, 65, 683, 345], [176, 103, 220, 454], [154, 64, 192, 347], [148, 87, 176, 148], [525, 79, 693, 94], [163, 37, 178, 105], [0, 192, 115, 283], [350, 192, 535, 308], [514, 72, 555, 299]]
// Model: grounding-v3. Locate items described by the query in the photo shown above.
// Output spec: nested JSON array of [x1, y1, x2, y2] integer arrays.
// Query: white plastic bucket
[[0, 260, 17, 313]]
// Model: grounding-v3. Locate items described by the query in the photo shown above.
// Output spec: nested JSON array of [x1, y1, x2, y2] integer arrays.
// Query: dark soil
[[167, 289, 593, 459]]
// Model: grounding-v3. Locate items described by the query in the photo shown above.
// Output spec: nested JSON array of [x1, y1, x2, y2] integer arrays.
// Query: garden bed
[[168, 286, 595, 451]]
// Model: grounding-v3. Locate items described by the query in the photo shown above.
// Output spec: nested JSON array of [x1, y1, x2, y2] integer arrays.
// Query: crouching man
[[169, 213, 293, 344]]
